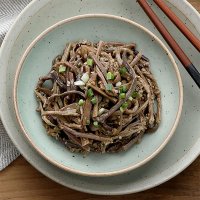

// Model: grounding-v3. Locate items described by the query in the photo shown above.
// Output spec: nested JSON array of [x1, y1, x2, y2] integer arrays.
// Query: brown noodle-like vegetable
[[35, 40, 161, 153]]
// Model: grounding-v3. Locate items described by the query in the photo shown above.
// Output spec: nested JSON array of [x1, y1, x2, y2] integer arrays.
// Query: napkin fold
[[0, 0, 32, 171]]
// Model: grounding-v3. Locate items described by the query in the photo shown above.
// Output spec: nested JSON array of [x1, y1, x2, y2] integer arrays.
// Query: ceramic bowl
[[13, 14, 183, 177]]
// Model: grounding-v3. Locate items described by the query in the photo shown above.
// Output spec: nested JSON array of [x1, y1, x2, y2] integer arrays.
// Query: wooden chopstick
[[154, 0, 200, 52], [138, 0, 200, 88]]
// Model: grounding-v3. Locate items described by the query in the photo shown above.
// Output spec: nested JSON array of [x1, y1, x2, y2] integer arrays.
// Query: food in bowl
[[35, 40, 161, 153], [14, 14, 182, 176]]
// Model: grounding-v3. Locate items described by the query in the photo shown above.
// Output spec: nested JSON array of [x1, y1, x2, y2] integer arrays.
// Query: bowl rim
[[13, 13, 183, 177]]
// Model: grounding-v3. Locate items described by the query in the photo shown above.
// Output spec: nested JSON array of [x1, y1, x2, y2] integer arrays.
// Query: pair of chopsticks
[[138, 0, 200, 88]]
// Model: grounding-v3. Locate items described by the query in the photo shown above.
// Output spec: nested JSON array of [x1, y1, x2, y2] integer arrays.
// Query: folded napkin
[[0, 0, 32, 171]]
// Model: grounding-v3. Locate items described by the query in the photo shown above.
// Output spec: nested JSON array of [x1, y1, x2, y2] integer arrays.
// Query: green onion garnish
[[81, 72, 89, 83], [98, 108, 106, 115], [120, 102, 128, 113], [78, 99, 84, 106], [120, 85, 127, 93], [119, 93, 126, 99], [106, 72, 115, 80], [93, 121, 99, 127], [106, 83, 113, 91], [59, 65, 66, 73], [87, 58, 94, 67], [132, 91, 139, 98], [119, 67, 127, 75], [120, 107, 125, 113], [87, 88, 94, 98], [91, 97, 97, 105], [122, 102, 128, 109], [116, 82, 122, 87], [128, 96, 133, 101]]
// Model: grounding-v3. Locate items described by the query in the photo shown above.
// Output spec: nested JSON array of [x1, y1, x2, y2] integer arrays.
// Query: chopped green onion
[[132, 91, 139, 98], [116, 82, 122, 87], [99, 108, 106, 115], [120, 102, 128, 113], [74, 80, 85, 86], [87, 58, 93, 67], [106, 72, 115, 80], [91, 97, 97, 105], [106, 83, 113, 91], [119, 67, 127, 75], [93, 121, 99, 127], [128, 96, 133, 101], [122, 102, 128, 109], [87, 88, 94, 98], [78, 99, 85, 106], [81, 72, 89, 83], [120, 85, 127, 93], [119, 93, 126, 99], [59, 65, 66, 73], [120, 107, 125, 113]]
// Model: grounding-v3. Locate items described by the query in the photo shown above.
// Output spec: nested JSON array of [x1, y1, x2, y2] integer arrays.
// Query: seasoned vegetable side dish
[[35, 40, 161, 153]]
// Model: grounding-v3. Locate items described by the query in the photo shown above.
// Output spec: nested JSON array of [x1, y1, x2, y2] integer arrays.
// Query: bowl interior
[[15, 15, 182, 176]]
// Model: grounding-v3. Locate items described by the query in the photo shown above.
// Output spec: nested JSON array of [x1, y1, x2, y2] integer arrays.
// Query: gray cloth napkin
[[0, 0, 32, 171]]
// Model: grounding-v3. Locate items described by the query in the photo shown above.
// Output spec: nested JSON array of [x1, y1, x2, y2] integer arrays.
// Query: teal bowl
[[14, 14, 183, 177]]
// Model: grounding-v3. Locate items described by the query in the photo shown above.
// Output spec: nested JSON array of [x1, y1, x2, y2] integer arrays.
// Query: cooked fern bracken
[[35, 40, 161, 153]]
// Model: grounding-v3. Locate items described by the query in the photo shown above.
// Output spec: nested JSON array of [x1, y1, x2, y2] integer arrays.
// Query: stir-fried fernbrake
[[35, 41, 161, 153]]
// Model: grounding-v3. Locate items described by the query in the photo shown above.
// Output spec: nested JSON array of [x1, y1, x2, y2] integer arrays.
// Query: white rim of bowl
[[13, 14, 183, 177]]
